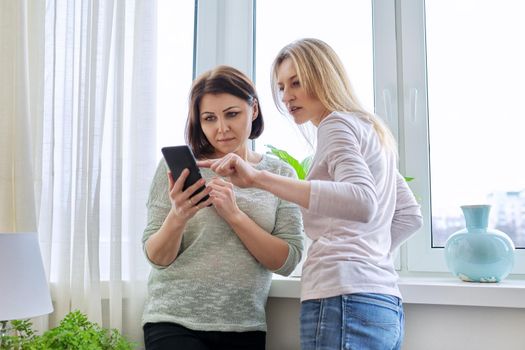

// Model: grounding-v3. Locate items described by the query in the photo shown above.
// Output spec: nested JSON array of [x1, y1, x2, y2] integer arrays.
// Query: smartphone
[[161, 145, 210, 205]]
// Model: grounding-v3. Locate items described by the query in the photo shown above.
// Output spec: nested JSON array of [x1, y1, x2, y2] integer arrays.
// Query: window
[[156, 0, 195, 156], [403, 0, 525, 272], [102, 0, 194, 280], [425, 0, 525, 248], [254, 0, 377, 275], [255, 0, 374, 161], [190, 0, 525, 275]]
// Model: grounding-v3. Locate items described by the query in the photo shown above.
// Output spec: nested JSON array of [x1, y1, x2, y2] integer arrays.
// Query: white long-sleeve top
[[301, 111, 422, 301]]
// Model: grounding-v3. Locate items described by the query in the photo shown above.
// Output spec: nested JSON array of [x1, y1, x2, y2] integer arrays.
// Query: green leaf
[[404, 176, 414, 182], [3, 310, 135, 350], [266, 144, 307, 179], [300, 155, 313, 175]]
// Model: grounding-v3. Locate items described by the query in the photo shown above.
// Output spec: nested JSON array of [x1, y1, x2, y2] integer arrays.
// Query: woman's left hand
[[208, 177, 242, 222]]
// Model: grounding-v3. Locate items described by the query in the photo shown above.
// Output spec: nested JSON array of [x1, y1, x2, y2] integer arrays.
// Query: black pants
[[143, 322, 266, 350]]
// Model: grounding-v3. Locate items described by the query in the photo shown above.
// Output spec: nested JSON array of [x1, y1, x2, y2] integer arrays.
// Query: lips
[[288, 106, 301, 114], [217, 138, 235, 142]]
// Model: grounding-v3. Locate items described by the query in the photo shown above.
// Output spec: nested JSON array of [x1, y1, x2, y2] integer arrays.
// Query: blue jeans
[[300, 293, 404, 350]]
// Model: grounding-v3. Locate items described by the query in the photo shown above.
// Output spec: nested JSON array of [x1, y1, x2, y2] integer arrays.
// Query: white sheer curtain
[[1, 0, 157, 346], [0, 0, 41, 233]]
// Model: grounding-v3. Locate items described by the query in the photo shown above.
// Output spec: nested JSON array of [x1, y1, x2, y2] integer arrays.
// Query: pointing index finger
[[196, 159, 213, 168]]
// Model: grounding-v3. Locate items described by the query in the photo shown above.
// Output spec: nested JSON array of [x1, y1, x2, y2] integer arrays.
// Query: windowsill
[[269, 275, 525, 309]]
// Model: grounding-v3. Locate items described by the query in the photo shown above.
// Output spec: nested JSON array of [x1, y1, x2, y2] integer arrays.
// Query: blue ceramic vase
[[444, 204, 515, 282]]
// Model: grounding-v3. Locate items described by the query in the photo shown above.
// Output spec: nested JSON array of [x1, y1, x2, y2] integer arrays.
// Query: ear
[[252, 99, 259, 121]]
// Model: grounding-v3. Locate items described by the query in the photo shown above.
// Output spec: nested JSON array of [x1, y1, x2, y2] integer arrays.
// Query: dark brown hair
[[185, 65, 264, 159]]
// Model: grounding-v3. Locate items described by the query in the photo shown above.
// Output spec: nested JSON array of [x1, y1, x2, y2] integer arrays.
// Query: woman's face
[[276, 58, 328, 126], [199, 93, 257, 158]]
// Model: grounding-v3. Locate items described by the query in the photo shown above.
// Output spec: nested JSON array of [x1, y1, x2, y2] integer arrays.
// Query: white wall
[[265, 298, 525, 350], [266, 298, 301, 350]]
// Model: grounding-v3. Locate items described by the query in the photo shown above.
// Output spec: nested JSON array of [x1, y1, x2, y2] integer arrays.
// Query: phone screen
[[161, 145, 210, 205]]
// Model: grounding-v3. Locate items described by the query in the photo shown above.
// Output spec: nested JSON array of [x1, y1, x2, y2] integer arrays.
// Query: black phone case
[[161, 146, 210, 205]]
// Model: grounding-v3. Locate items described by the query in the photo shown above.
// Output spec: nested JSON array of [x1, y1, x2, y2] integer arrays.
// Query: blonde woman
[[199, 39, 422, 350]]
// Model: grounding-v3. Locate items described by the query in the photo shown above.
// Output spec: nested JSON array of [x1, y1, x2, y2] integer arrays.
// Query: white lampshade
[[0, 232, 53, 321]]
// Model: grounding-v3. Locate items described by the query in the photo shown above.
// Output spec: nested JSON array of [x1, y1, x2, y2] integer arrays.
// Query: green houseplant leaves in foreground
[[266, 145, 312, 180], [266, 144, 414, 183], [0, 310, 134, 350]]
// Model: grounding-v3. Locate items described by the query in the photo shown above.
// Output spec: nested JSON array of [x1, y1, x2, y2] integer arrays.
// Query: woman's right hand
[[197, 153, 259, 188], [167, 169, 212, 223]]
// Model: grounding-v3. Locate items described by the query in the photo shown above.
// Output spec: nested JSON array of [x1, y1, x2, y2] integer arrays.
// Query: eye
[[278, 86, 284, 92], [226, 111, 239, 118], [292, 80, 300, 87], [202, 115, 216, 122]]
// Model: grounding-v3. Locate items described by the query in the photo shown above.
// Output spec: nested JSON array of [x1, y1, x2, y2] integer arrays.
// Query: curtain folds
[[0, 0, 40, 233], [2, 0, 157, 346]]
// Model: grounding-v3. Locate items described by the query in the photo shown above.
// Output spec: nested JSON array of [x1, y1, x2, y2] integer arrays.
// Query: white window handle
[[382, 89, 393, 123], [409, 87, 418, 123]]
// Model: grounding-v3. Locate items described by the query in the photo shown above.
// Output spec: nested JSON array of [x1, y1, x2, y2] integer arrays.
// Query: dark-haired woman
[[141, 65, 304, 350]]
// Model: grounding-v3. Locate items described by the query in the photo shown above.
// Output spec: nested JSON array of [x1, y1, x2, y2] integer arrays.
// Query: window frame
[[194, 0, 255, 77]]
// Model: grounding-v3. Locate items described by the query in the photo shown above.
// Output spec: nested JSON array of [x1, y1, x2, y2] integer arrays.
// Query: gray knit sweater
[[141, 154, 304, 332]]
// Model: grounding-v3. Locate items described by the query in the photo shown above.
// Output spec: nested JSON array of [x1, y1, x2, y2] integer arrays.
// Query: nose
[[281, 86, 295, 104], [217, 116, 230, 133]]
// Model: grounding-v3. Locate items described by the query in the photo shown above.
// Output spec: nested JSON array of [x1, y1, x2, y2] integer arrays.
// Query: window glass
[[156, 0, 195, 156], [99, 0, 194, 280], [255, 0, 374, 162], [426, 0, 525, 248]]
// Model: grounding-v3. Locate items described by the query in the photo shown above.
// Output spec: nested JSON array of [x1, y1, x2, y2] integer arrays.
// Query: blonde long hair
[[270, 38, 397, 154]]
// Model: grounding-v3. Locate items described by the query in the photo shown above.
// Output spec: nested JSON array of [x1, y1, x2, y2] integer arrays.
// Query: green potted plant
[[266, 145, 312, 180], [0, 310, 134, 350], [0, 319, 37, 350], [266, 144, 414, 183]]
